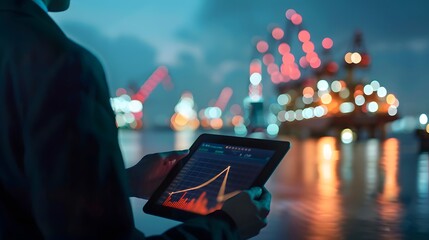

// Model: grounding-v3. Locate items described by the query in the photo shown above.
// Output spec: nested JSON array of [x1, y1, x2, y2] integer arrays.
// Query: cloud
[[59, 21, 158, 92]]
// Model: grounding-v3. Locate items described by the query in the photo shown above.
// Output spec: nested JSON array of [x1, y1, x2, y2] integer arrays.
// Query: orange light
[[344, 52, 352, 64], [231, 115, 244, 126], [321, 94, 332, 104], [386, 94, 396, 105], [210, 118, 223, 130], [303, 87, 314, 98], [354, 89, 363, 97]]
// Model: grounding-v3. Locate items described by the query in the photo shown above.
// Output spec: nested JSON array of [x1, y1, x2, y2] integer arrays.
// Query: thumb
[[159, 149, 189, 159], [246, 187, 263, 199]]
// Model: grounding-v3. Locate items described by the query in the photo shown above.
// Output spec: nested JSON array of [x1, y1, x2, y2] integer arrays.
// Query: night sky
[[51, 0, 429, 126]]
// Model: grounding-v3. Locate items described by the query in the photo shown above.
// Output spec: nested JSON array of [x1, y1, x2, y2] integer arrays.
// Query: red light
[[306, 51, 318, 62], [302, 41, 315, 53], [278, 43, 290, 55], [116, 88, 127, 96], [262, 53, 274, 65], [326, 62, 338, 74], [310, 58, 321, 68], [298, 30, 310, 42], [249, 59, 261, 74], [290, 69, 301, 80], [322, 37, 333, 49], [256, 40, 269, 53], [271, 72, 283, 84], [291, 13, 302, 25], [272, 27, 284, 40], [282, 53, 295, 64], [267, 63, 279, 75], [299, 56, 309, 68], [360, 53, 371, 67]]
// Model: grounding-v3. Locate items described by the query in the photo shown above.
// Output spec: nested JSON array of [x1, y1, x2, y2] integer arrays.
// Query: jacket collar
[[0, 0, 65, 36]]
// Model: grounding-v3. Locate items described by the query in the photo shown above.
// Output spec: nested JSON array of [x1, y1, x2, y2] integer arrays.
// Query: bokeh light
[[272, 27, 284, 40], [420, 114, 428, 125], [322, 37, 333, 49], [256, 40, 269, 53], [298, 30, 310, 42]]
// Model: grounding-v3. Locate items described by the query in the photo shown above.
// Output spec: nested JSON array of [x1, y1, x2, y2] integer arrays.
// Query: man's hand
[[127, 150, 188, 199], [221, 187, 271, 239]]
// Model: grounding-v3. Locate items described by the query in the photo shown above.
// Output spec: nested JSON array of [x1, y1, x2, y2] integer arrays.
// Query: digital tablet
[[143, 133, 290, 222]]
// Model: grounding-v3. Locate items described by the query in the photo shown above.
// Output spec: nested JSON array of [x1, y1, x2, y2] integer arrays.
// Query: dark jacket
[[0, 0, 238, 239]]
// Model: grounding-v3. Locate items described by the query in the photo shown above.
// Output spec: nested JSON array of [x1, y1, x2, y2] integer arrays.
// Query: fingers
[[246, 187, 263, 200], [158, 149, 189, 158], [158, 150, 189, 163]]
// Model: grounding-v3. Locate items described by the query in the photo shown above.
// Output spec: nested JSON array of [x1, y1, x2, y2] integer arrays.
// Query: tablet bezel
[[143, 133, 290, 222]]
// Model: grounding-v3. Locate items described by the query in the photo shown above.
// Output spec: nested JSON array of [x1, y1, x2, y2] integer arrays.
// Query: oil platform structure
[[245, 9, 399, 139]]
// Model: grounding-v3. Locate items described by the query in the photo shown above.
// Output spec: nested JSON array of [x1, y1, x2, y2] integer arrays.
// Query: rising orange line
[[169, 166, 240, 203]]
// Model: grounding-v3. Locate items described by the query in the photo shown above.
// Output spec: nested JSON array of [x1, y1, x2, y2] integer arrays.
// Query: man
[[0, 0, 271, 239]]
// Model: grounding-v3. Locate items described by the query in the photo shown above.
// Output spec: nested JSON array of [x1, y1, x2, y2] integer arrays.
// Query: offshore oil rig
[[245, 9, 399, 139]]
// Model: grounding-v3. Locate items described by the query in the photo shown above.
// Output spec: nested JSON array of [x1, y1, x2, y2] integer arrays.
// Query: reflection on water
[[120, 130, 429, 239]]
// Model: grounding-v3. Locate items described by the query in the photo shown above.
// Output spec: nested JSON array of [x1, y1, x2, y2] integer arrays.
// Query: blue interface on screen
[[157, 143, 274, 214]]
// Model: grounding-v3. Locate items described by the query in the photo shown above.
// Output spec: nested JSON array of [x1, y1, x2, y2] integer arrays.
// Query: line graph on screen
[[162, 166, 241, 214]]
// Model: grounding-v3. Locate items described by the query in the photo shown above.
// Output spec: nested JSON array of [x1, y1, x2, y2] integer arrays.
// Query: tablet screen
[[156, 142, 275, 215]]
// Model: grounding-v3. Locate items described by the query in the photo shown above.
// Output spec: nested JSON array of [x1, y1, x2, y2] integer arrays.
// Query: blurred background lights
[[291, 13, 302, 25], [272, 27, 284, 40], [267, 124, 280, 136], [351, 52, 362, 64], [322, 37, 333, 49], [285, 9, 296, 20], [278, 43, 290, 55], [420, 113, 428, 125], [314, 106, 325, 117], [277, 94, 291, 105], [256, 40, 269, 53], [250, 72, 262, 85], [128, 100, 143, 113], [340, 102, 355, 113], [321, 93, 332, 104], [341, 128, 354, 144], [331, 80, 342, 92], [370, 80, 380, 90], [377, 87, 387, 97], [298, 30, 311, 42], [339, 88, 350, 99], [386, 94, 396, 105], [355, 95, 365, 106], [368, 101, 379, 113], [363, 85, 374, 95], [388, 106, 398, 116], [344, 52, 353, 64], [317, 80, 329, 91], [234, 124, 247, 136]]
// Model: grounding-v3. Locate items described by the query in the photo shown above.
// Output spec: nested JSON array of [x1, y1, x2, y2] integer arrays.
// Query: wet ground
[[119, 129, 429, 240]]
